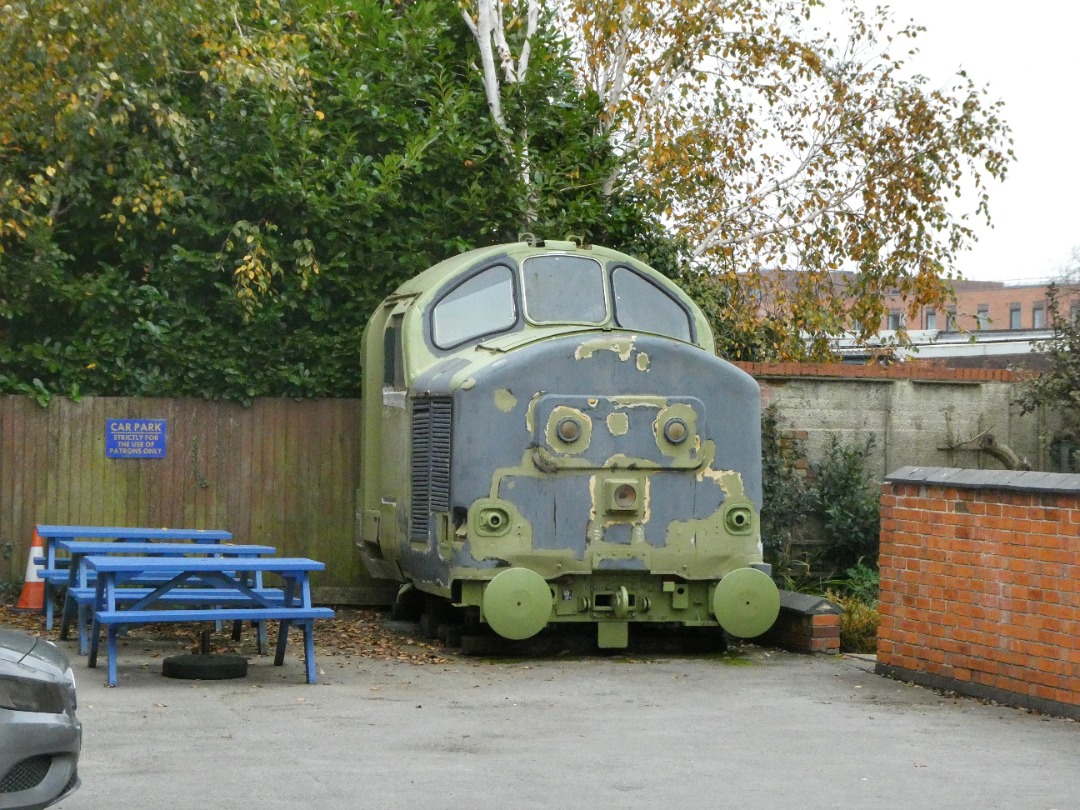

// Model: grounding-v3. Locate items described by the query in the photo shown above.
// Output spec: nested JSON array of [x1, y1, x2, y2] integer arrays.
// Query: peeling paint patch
[[607, 412, 629, 436], [575, 337, 636, 362], [525, 392, 545, 434], [494, 388, 517, 413], [696, 459, 742, 496], [612, 396, 668, 409], [636, 352, 650, 372]]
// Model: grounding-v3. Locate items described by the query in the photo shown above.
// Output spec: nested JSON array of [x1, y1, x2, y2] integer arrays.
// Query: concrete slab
[[52, 632, 1079, 810]]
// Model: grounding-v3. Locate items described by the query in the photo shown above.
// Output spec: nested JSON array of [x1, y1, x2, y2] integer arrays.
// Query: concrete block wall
[[735, 362, 1047, 479], [876, 466, 1080, 719]]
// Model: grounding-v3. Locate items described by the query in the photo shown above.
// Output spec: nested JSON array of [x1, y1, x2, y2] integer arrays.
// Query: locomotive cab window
[[522, 254, 607, 324], [383, 313, 406, 390], [431, 264, 517, 349], [611, 266, 693, 343]]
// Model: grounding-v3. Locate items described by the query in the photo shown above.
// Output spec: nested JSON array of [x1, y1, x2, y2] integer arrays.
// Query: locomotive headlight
[[604, 477, 643, 515], [556, 417, 581, 443], [613, 483, 638, 509], [663, 417, 688, 445]]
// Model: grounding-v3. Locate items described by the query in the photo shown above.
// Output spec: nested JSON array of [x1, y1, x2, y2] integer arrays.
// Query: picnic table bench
[[85, 555, 334, 687], [53, 540, 278, 655], [35, 524, 233, 629]]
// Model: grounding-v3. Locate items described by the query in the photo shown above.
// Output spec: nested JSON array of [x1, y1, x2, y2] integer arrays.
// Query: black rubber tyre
[[162, 653, 248, 680]]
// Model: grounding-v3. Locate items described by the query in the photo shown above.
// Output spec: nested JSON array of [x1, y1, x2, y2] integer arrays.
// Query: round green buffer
[[482, 568, 554, 640], [711, 567, 781, 638]]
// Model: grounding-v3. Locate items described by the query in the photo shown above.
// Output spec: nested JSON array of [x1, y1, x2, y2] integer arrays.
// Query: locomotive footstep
[[459, 634, 501, 656], [418, 613, 441, 639], [438, 624, 463, 647]]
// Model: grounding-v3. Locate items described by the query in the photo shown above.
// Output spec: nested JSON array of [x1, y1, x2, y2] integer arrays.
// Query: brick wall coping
[[734, 362, 1031, 383], [778, 590, 842, 616], [886, 465, 1080, 494]]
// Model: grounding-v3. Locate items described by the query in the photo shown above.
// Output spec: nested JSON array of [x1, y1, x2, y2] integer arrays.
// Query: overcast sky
[[862, 1, 1079, 284]]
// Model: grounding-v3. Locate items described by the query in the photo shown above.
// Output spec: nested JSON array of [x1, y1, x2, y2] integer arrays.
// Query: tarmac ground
[[46, 616, 1080, 810]]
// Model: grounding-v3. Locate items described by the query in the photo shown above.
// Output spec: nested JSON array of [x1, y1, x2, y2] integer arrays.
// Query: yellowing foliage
[[547, 0, 1013, 359]]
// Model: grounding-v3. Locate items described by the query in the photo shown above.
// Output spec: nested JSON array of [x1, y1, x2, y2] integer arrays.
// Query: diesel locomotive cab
[[358, 240, 779, 648]]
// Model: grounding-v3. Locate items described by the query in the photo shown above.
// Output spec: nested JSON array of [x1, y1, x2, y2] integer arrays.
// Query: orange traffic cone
[[14, 530, 45, 611]]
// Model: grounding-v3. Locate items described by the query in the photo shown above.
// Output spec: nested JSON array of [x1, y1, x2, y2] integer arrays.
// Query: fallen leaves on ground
[[0, 605, 447, 665], [314, 609, 447, 665]]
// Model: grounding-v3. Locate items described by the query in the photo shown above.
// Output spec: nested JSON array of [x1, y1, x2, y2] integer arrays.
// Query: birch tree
[[460, 0, 541, 216], [552, 0, 1013, 359]]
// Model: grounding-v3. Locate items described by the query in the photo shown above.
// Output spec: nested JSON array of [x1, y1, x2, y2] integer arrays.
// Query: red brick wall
[[734, 361, 1029, 383], [877, 474, 1080, 718], [755, 597, 841, 654]]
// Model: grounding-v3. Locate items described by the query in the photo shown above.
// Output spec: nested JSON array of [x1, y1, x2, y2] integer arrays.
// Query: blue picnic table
[[54, 540, 278, 655], [85, 555, 334, 687], [35, 524, 233, 629]]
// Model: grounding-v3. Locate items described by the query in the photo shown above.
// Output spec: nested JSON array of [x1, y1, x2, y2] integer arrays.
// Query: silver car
[[0, 629, 81, 810]]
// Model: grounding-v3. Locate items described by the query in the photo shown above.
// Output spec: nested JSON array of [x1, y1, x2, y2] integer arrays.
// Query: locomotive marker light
[[663, 417, 688, 444], [654, 403, 699, 458], [603, 477, 644, 515], [556, 417, 581, 443], [545, 405, 593, 455], [613, 483, 637, 510]]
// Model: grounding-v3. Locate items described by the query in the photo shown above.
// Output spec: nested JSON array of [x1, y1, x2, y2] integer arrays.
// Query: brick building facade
[[882, 278, 1080, 333]]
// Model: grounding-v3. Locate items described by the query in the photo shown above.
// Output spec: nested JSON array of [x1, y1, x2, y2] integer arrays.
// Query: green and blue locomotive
[[358, 239, 779, 648]]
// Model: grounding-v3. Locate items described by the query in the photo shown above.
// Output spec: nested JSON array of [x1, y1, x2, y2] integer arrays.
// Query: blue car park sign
[[106, 419, 167, 459]]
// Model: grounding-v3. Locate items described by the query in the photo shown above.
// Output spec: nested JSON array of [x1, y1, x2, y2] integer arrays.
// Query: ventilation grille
[[410, 397, 452, 541], [0, 755, 50, 793]]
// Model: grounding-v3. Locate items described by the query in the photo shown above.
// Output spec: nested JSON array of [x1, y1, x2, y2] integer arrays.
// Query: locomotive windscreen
[[431, 264, 517, 348], [611, 266, 693, 342], [522, 254, 606, 324]]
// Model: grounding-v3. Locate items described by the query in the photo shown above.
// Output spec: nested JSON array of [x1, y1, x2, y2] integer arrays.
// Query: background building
[[883, 278, 1080, 333]]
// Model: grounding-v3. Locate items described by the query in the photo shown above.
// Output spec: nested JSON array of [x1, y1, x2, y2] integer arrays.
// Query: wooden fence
[[0, 396, 393, 604]]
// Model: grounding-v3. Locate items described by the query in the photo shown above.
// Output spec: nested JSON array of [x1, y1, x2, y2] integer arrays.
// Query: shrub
[[813, 436, 881, 573], [825, 589, 880, 653], [823, 563, 880, 653], [839, 561, 880, 605], [760, 406, 813, 569]]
